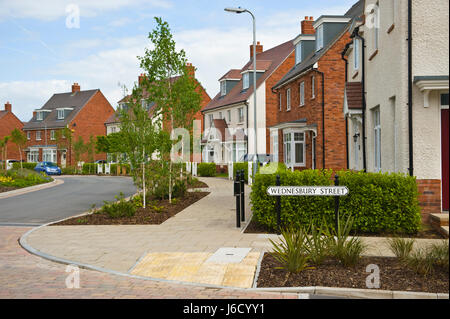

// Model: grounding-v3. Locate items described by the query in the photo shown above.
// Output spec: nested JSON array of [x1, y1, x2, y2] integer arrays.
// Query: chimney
[[186, 62, 195, 78], [72, 82, 80, 93], [138, 73, 146, 86], [4, 101, 11, 112], [250, 41, 263, 58], [301, 16, 315, 35]]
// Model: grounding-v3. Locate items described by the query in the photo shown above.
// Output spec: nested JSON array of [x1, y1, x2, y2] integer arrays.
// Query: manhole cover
[[205, 247, 251, 264]]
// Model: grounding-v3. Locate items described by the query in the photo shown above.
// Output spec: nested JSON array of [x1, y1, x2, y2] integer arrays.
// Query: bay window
[[283, 130, 306, 167]]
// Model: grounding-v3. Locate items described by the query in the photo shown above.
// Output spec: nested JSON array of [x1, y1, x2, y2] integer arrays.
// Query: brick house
[[271, 1, 364, 171], [201, 40, 295, 164], [0, 102, 24, 161], [104, 64, 211, 161], [22, 83, 115, 167], [343, 0, 449, 217]]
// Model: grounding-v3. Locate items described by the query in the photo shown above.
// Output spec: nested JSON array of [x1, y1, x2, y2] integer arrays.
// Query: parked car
[[239, 154, 273, 165], [34, 162, 61, 175]]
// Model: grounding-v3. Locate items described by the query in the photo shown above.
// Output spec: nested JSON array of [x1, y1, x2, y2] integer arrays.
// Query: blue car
[[34, 162, 61, 175]]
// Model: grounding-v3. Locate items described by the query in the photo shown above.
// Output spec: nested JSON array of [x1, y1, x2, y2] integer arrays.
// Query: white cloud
[[0, 80, 70, 121], [0, 0, 172, 21]]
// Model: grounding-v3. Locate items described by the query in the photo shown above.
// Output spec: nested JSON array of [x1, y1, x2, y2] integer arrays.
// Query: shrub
[[429, 241, 449, 272], [12, 162, 37, 170], [61, 166, 77, 175], [326, 214, 366, 267], [2, 169, 50, 188], [406, 248, 436, 277], [250, 169, 422, 234], [304, 219, 332, 266], [269, 225, 310, 273], [198, 163, 216, 177], [82, 163, 96, 175], [387, 237, 415, 262], [101, 193, 136, 218]]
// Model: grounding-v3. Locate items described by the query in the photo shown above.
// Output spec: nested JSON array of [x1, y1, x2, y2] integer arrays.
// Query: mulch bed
[[0, 186, 18, 193], [257, 253, 449, 293], [244, 217, 446, 239], [52, 191, 210, 225], [187, 180, 208, 189]]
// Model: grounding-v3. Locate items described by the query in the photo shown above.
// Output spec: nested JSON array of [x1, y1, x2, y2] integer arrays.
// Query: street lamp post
[[225, 7, 258, 180]]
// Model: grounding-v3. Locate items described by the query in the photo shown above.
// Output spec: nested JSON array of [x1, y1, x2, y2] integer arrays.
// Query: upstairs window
[[279, 93, 282, 111], [311, 76, 315, 99], [36, 131, 41, 141], [220, 81, 226, 96], [50, 130, 55, 140], [295, 42, 303, 65], [373, 5, 380, 51], [227, 110, 231, 123], [219, 111, 223, 119], [373, 107, 381, 172], [57, 109, 65, 120], [27, 131, 30, 140], [354, 38, 360, 70], [209, 114, 214, 127], [238, 107, 244, 123], [316, 25, 324, 51], [36, 111, 43, 121], [243, 73, 250, 90], [286, 89, 291, 111], [300, 82, 305, 106]]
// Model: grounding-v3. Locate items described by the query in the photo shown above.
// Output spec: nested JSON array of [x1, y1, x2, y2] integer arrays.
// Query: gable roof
[[273, 0, 364, 90], [202, 39, 294, 112], [219, 69, 242, 81], [23, 89, 99, 130]]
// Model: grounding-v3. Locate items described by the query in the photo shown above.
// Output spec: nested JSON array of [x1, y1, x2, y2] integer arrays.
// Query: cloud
[[0, 0, 172, 21], [0, 80, 70, 121]]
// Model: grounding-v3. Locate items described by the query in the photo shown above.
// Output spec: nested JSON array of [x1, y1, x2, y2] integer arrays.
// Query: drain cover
[[205, 247, 251, 264]]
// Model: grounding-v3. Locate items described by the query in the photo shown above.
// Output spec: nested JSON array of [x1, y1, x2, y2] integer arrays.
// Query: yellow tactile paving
[[130, 251, 261, 288]]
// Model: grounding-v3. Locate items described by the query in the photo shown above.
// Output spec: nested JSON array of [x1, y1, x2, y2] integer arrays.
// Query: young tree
[[138, 17, 203, 202], [0, 136, 10, 170], [55, 127, 74, 167], [10, 128, 27, 171]]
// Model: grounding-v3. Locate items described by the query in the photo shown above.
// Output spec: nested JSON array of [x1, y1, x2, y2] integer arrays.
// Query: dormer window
[[220, 81, 226, 96], [36, 111, 44, 121], [56, 107, 73, 120], [57, 109, 65, 119], [295, 42, 303, 65], [316, 25, 324, 51], [243, 73, 250, 90]]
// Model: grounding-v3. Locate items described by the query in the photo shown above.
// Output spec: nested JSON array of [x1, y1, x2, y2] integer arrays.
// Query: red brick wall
[[265, 50, 296, 154], [69, 90, 115, 165], [273, 31, 350, 171], [417, 179, 442, 222], [0, 111, 24, 161]]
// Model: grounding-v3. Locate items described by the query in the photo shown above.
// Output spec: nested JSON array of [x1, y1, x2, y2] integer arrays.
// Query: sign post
[[234, 170, 241, 228], [240, 169, 245, 222]]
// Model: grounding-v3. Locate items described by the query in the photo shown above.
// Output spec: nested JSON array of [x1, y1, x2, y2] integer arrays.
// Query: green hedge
[[198, 163, 216, 177], [12, 162, 37, 170], [250, 169, 421, 234]]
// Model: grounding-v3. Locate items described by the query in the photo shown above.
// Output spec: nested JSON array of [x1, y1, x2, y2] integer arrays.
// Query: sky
[[0, 0, 357, 122]]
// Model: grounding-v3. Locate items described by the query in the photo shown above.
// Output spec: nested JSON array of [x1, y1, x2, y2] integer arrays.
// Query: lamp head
[[224, 7, 246, 14]]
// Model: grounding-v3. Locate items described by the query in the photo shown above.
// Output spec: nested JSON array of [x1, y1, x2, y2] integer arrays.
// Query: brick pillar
[[417, 179, 442, 222]]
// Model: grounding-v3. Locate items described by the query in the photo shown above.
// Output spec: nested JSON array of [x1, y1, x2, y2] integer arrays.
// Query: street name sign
[[266, 186, 349, 196]]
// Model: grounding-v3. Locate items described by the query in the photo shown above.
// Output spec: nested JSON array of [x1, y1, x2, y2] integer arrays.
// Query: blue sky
[[0, 0, 357, 121]]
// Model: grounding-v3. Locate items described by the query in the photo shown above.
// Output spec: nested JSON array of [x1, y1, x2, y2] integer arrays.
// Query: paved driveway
[[0, 176, 136, 226]]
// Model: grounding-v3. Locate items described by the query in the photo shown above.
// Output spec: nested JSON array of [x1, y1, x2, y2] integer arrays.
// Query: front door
[[441, 108, 449, 211], [61, 151, 67, 169]]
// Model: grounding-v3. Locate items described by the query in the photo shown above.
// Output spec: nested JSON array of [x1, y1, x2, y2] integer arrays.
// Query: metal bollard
[[334, 174, 340, 233], [234, 170, 241, 228], [240, 169, 245, 222], [276, 174, 281, 234]]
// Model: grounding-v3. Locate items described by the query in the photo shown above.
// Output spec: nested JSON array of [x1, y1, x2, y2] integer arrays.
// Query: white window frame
[[283, 130, 306, 167], [300, 82, 305, 106], [238, 107, 244, 123], [27, 131, 30, 140], [373, 107, 381, 172], [219, 111, 223, 119], [354, 38, 360, 70], [227, 110, 231, 123], [27, 148, 39, 162], [316, 25, 324, 51], [374, 6, 379, 51], [36, 131, 41, 141], [57, 109, 65, 120], [243, 73, 250, 90], [208, 114, 214, 127], [295, 42, 303, 65], [220, 81, 226, 96], [43, 148, 57, 163], [50, 130, 55, 140], [271, 130, 279, 163], [36, 111, 43, 121], [279, 93, 282, 111], [311, 76, 315, 99], [286, 88, 291, 111]]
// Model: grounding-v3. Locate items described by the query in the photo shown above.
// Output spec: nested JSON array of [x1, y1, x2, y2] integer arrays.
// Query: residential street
[[0, 176, 136, 226]]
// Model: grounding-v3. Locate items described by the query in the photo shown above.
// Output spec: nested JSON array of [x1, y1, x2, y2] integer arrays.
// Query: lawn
[[0, 168, 53, 193]]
